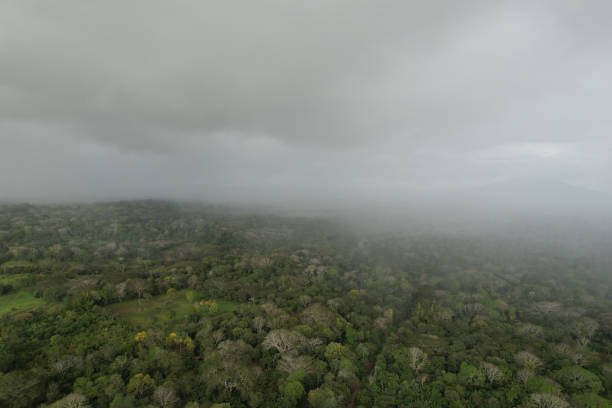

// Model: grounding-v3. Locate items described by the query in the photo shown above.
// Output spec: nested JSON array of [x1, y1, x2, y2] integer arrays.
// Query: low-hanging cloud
[[1, 0, 611, 206]]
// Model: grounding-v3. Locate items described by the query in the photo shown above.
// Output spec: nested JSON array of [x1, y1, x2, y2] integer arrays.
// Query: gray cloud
[[1, 0, 611, 206]]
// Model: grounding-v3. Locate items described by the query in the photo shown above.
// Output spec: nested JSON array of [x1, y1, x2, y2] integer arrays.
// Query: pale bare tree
[[304, 337, 323, 352], [552, 343, 572, 358], [222, 378, 237, 395], [528, 393, 569, 408], [261, 303, 278, 315], [559, 307, 586, 318], [517, 369, 535, 384], [131, 279, 147, 308], [374, 316, 390, 329], [187, 275, 200, 289], [531, 301, 562, 315], [408, 347, 428, 371], [309, 257, 321, 266], [600, 312, 612, 340], [480, 362, 504, 384], [327, 298, 341, 312], [262, 329, 306, 355], [47, 382, 60, 401], [53, 359, 74, 377], [517, 323, 544, 337], [572, 318, 599, 346], [569, 349, 591, 366], [253, 255, 273, 269], [463, 303, 485, 319], [438, 308, 454, 321], [298, 295, 311, 308], [356, 343, 370, 360], [53, 356, 83, 376], [153, 386, 179, 408], [277, 354, 314, 374], [212, 329, 225, 345], [195, 320, 213, 344], [252, 316, 265, 334], [50, 393, 90, 408], [409, 375, 428, 390], [218, 340, 253, 363], [515, 351, 542, 369], [338, 365, 357, 381], [302, 303, 335, 326], [115, 281, 128, 302], [267, 312, 290, 329], [434, 290, 448, 298]]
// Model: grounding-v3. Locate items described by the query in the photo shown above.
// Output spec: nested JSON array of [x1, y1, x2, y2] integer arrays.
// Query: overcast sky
[[1, 1, 611, 206]]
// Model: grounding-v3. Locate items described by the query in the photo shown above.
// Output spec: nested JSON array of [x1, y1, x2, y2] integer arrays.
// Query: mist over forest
[[1, 1, 612, 408]]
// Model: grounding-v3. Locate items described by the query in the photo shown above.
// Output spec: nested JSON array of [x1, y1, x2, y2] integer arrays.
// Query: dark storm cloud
[[1, 0, 611, 204]]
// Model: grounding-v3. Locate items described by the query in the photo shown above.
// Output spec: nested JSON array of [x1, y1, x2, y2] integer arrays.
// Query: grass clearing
[[0, 274, 28, 285], [1, 260, 37, 274], [0, 290, 46, 315], [107, 290, 240, 328], [1, 260, 33, 267]]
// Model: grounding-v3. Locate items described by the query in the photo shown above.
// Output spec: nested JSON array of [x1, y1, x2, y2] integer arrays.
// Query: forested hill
[[0, 201, 610, 407]]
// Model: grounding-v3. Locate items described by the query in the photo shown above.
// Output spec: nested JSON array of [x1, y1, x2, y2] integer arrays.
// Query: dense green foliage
[[0, 201, 610, 407]]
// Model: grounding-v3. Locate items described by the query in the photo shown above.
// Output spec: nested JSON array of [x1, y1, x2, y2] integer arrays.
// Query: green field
[[107, 290, 239, 327], [0, 289, 46, 315], [1, 260, 33, 268], [0, 273, 28, 285]]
